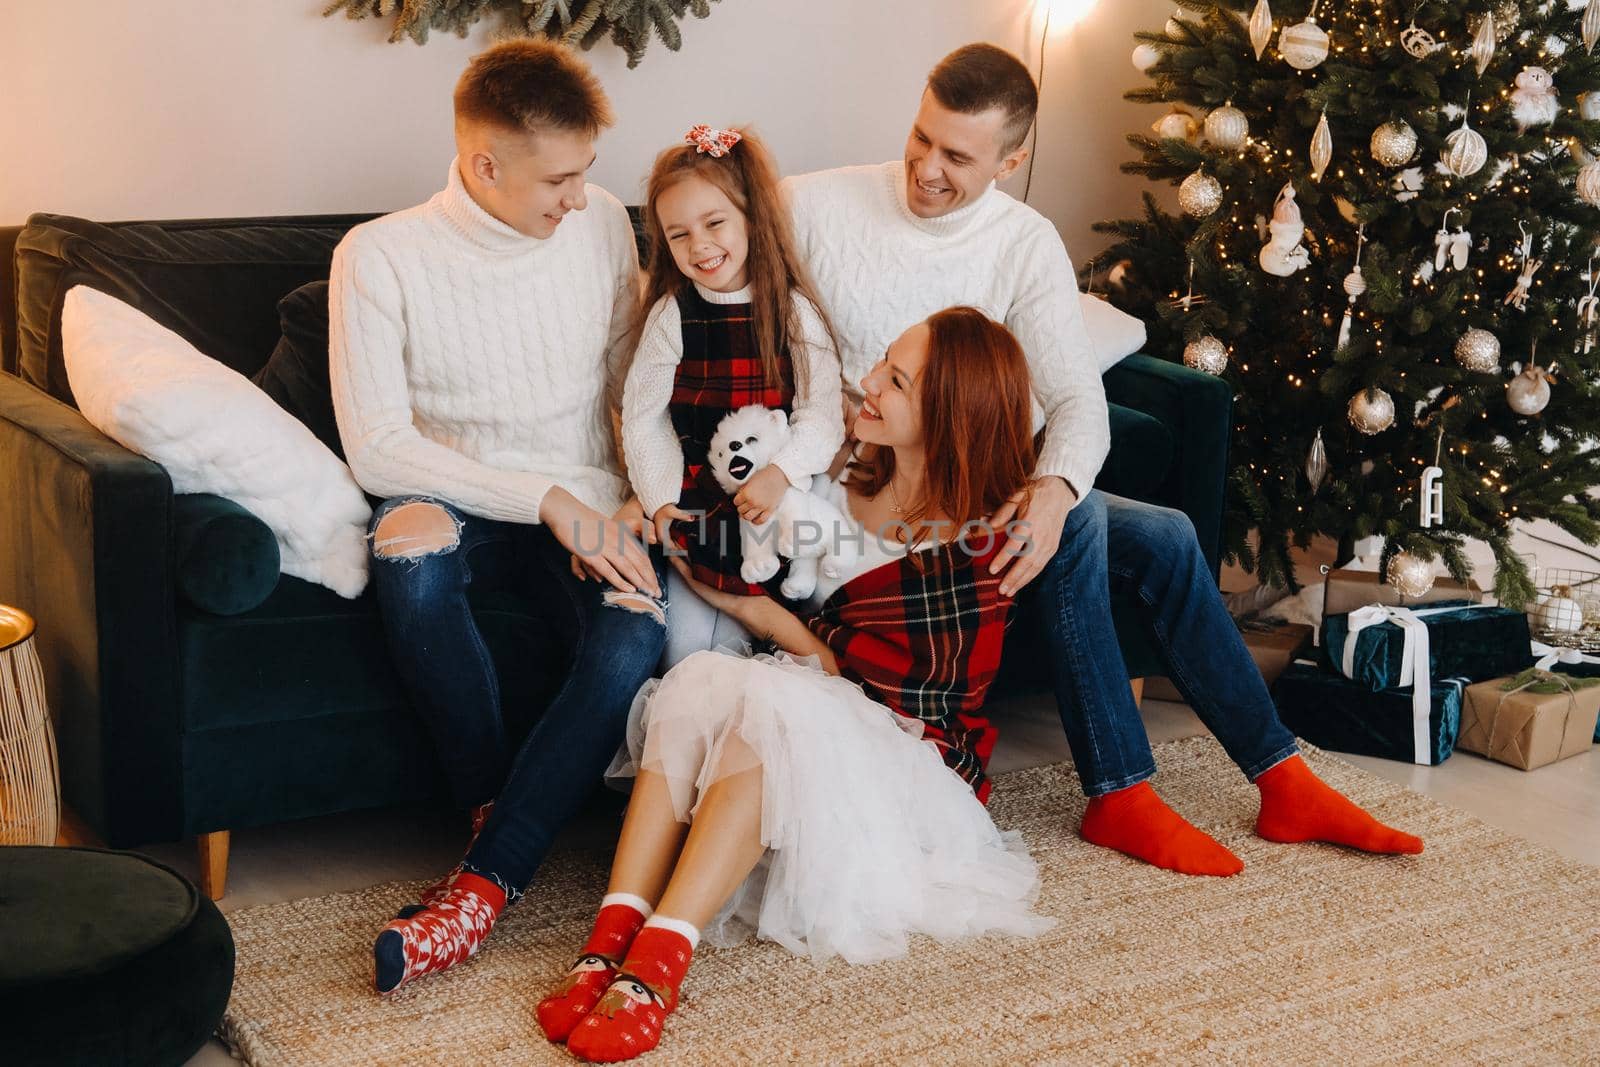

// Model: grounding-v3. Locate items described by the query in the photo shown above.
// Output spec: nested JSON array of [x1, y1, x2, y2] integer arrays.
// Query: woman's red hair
[[848, 307, 1037, 546]]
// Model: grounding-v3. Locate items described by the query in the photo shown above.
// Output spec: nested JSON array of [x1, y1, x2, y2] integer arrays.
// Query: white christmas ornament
[[1454, 327, 1501, 372], [1420, 463, 1445, 528], [1507, 364, 1554, 415], [1249, 0, 1273, 60], [1348, 386, 1395, 435], [1585, 0, 1600, 55], [1280, 17, 1330, 70], [1259, 182, 1311, 276], [1578, 161, 1600, 205], [1183, 335, 1229, 375], [1580, 92, 1600, 121], [1511, 68, 1560, 131], [1154, 110, 1201, 142], [1179, 171, 1224, 217], [1371, 121, 1418, 167], [1533, 585, 1586, 632], [1433, 207, 1472, 273], [1401, 20, 1439, 58], [1205, 104, 1250, 150], [1337, 225, 1366, 350], [1132, 43, 1163, 73], [1310, 110, 1333, 182], [1442, 116, 1488, 177], [1470, 13, 1496, 77], [1392, 166, 1425, 201], [1387, 552, 1436, 598]]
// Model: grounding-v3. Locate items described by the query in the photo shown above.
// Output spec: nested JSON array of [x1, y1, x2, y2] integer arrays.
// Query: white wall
[[0, 0, 1169, 263]]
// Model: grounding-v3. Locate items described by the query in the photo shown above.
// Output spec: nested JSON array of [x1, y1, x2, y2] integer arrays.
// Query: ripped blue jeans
[[368, 495, 668, 900]]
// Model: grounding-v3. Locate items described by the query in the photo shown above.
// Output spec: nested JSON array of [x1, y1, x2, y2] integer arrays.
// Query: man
[[784, 43, 1421, 878], [329, 39, 667, 994]]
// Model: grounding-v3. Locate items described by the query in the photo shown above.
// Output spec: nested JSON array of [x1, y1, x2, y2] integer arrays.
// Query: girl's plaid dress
[[667, 286, 795, 595]]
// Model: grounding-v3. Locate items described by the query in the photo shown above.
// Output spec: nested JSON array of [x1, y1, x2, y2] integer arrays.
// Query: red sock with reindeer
[[535, 893, 653, 1043], [566, 918, 697, 1063]]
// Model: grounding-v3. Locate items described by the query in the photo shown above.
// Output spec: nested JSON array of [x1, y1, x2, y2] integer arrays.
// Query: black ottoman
[[0, 847, 234, 1066]]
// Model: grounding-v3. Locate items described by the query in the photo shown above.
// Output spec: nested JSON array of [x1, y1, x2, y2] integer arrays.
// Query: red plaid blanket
[[806, 537, 1013, 803]]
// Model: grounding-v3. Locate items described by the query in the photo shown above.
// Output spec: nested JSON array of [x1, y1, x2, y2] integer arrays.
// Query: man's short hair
[[454, 39, 614, 137], [926, 43, 1038, 154]]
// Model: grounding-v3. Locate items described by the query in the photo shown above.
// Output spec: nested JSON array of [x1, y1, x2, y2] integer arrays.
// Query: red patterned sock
[[1255, 755, 1423, 854], [373, 871, 506, 994], [566, 920, 697, 1063], [536, 894, 653, 1043], [398, 801, 496, 920], [1080, 781, 1244, 877]]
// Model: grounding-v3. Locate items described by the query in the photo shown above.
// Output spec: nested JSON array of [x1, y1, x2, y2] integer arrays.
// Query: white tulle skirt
[[605, 648, 1052, 965]]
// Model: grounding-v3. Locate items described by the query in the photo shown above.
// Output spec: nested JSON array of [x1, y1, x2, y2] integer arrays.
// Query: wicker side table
[[0, 604, 58, 845]]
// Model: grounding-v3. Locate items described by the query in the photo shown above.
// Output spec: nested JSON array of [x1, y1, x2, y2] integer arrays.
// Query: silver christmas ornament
[[1348, 386, 1395, 435], [1507, 365, 1553, 415], [1179, 171, 1224, 217], [1442, 120, 1488, 178], [1387, 552, 1437, 599], [1183, 335, 1229, 376], [1305, 428, 1329, 492], [1585, 0, 1600, 55], [1280, 17, 1330, 70], [1154, 110, 1200, 142], [1204, 104, 1250, 150], [1310, 109, 1333, 182], [1371, 121, 1418, 167], [1579, 161, 1600, 206], [1132, 43, 1162, 73], [1401, 20, 1439, 58], [1470, 13, 1496, 77], [1454, 328, 1501, 372], [1249, 0, 1273, 60]]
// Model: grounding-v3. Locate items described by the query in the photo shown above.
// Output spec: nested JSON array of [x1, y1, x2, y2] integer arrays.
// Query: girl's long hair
[[622, 127, 841, 399], [847, 307, 1037, 548]]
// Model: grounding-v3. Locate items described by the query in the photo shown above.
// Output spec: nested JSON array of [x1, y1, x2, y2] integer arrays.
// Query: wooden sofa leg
[[197, 830, 230, 900], [1130, 677, 1145, 708]]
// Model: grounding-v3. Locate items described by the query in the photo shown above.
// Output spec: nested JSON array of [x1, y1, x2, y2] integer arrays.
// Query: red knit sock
[[1255, 755, 1423, 854], [536, 896, 652, 1043], [566, 922, 696, 1063], [1080, 781, 1244, 877], [398, 800, 496, 920], [373, 871, 506, 994]]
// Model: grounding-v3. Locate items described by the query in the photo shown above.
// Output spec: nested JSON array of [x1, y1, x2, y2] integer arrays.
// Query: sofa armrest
[[1100, 353, 1233, 574], [0, 372, 181, 845]]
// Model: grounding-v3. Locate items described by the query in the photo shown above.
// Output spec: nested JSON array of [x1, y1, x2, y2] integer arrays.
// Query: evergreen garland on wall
[[324, 0, 720, 67]]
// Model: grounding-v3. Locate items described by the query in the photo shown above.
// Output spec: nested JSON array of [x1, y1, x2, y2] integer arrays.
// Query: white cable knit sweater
[[329, 159, 637, 523], [621, 283, 845, 518], [783, 161, 1111, 497]]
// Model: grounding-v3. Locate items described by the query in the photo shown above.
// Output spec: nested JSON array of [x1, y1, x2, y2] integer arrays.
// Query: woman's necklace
[[887, 474, 911, 514]]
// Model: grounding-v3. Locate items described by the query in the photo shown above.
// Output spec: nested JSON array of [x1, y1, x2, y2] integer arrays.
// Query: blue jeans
[[368, 496, 668, 900], [1006, 490, 1298, 797]]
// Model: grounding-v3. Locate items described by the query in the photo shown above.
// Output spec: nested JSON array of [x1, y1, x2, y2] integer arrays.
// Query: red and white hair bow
[[685, 124, 742, 158]]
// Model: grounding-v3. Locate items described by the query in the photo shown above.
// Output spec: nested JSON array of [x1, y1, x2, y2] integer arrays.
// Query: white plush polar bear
[[706, 405, 859, 601]]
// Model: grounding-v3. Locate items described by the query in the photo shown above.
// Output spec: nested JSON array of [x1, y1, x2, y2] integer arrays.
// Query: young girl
[[621, 125, 845, 665], [539, 309, 1052, 1063]]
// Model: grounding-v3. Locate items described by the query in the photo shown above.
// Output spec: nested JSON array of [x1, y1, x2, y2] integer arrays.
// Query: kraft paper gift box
[[1272, 659, 1464, 765], [1321, 567, 1482, 621], [1145, 622, 1313, 703], [1322, 601, 1532, 692], [1459, 670, 1600, 771], [1529, 642, 1600, 744]]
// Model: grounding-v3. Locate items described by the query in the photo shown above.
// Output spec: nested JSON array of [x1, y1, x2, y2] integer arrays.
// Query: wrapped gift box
[[1146, 622, 1313, 703], [1322, 601, 1532, 692], [1537, 650, 1600, 742], [1272, 659, 1464, 765], [1322, 567, 1482, 621], [1459, 670, 1600, 770]]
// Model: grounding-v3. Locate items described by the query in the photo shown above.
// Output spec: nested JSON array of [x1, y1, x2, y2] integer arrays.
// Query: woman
[[537, 307, 1049, 1063]]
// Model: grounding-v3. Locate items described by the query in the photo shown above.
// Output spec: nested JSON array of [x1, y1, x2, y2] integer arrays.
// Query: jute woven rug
[[219, 738, 1600, 1065]]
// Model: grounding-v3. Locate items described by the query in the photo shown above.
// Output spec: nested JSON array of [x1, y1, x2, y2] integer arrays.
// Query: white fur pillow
[[1079, 293, 1148, 372], [62, 285, 370, 598]]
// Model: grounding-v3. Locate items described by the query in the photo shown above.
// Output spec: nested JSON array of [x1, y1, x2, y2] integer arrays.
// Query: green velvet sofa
[[0, 211, 1231, 897]]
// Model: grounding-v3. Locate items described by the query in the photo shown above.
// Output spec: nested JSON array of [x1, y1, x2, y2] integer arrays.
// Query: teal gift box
[[1322, 601, 1531, 692], [1272, 659, 1464, 765]]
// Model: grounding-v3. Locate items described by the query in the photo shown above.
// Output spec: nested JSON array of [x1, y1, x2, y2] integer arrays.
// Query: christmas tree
[[1095, 0, 1600, 605]]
